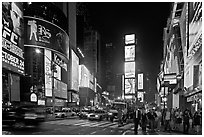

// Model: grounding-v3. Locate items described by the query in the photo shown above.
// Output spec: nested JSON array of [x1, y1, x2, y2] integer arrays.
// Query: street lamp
[[35, 48, 57, 114]]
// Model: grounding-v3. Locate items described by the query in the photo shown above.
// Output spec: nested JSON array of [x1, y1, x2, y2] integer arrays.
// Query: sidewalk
[[123, 124, 202, 135], [170, 124, 202, 135]]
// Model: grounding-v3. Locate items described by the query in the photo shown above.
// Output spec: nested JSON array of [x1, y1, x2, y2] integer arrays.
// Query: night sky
[[85, 2, 171, 101]]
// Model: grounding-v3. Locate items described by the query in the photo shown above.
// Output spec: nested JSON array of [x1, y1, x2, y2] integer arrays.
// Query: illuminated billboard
[[24, 16, 69, 58], [79, 65, 90, 88], [125, 45, 135, 61], [125, 34, 135, 45], [138, 73, 143, 90], [71, 50, 79, 91], [2, 2, 24, 75], [137, 91, 144, 102], [125, 62, 135, 78], [188, 2, 202, 58], [125, 78, 135, 94], [54, 79, 67, 99], [44, 49, 52, 97]]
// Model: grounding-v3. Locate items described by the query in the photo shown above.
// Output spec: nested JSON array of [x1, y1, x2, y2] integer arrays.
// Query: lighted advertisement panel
[[2, 2, 24, 75], [125, 78, 135, 94], [125, 62, 135, 78], [125, 45, 135, 61], [72, 93, 79, 103], [138, 73, 143, 90], [79, 65, 90, 88], [24, 16, 69, 58], [71, 50, 79, 91], [125, 34, 135, 45], [54, 79, 67, 99], [44, 49, 52, 97], [188, 2, 202, 58], [137, 91, 144, 102]]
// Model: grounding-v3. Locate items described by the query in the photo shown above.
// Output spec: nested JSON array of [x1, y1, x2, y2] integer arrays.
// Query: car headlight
[[95, 115, 99, 118], [108, 112, 113, 115]]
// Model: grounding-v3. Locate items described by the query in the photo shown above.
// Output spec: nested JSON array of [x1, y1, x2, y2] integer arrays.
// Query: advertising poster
[[125, 78, 135, 94], [2, 2, 24, 75], [71, 50, 79, 91], [124, 62, 135, 78], [24, 16, 69, 58], [125, 45, 135, 61]]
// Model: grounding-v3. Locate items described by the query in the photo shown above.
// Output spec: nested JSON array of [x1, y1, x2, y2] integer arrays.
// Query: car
[[79, 109, 94, 119], [87, 110, 108, 121], [2, 104, 46, 128], [108, 109, 118, 122], [54, 110, 66, 118], [62, 108, 77, 117]]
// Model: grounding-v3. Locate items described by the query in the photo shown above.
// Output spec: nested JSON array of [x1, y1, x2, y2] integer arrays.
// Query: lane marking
[[98, 122, 116, 128], [122, 130, 131, 135], [90, 131, 97, 134]]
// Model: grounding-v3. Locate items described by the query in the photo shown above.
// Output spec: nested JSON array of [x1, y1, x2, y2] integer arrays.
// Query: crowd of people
[[117, 106, 202, 135]]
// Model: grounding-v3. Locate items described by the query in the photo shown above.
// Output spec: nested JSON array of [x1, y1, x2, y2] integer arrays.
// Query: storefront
[[185, 91, 202, 113]]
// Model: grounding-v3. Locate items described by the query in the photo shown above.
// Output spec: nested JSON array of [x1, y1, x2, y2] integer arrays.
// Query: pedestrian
[[183, 108, 190, 134], [123, 107, 128, 123], [164, 108, 171, 132], [133, 106, 141, 135], [170, 108, 176, 130], [175, 108, 182, 131], [155, 108, 162, 132], [193, 109, 201, 134], [147, 108, 157, 132], [117, 108, 123, 127], [141, 107, 148, 134]]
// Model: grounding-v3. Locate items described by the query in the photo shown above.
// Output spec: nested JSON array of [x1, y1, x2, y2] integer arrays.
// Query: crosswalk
[[44, 119, 134, 130]]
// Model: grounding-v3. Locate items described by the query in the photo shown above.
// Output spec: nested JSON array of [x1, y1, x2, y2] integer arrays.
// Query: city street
[[2, 118, 187, 135]]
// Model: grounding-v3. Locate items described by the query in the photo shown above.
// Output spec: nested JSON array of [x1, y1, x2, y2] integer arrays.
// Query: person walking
[[164, 108, 171, 132], [133, 106, 141, 135], [175, 108, 182, 131], [141, 107, 148, 134], [118, 108, 123, 127], [155, 108, 162, 132], [147, 109, 157, 132], [183, 108, 190, 134], [193, 110, 201, 134]]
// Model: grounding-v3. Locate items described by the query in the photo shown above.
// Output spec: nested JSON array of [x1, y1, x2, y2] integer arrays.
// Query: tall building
[[159, 2, 202, 112], [76, 3, 102, 107], [103, 43, 116, 99], [2, 2, 81, 110]]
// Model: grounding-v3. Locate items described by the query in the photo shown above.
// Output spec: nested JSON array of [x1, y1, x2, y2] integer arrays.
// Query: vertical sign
[[138, 73, 143, 90], [44, 49, 52, 97]]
